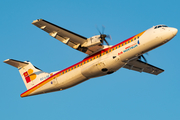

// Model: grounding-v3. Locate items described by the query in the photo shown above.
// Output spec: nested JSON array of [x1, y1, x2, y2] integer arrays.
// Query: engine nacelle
[[81, 35, 102, 47]]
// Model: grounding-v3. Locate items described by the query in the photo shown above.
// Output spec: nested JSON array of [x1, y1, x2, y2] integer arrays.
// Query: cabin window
[[74, 66, 76, 68], [106, 51, 108, 53], [119, 45, 120, 47], [109, 50, 111, 52], [122, 44, 123, 46], [71, 68, 73, 70], [84, 61, 86, 64], [87, 60, 89, 62], [128, 41, 130, 43], [138, 36, 139, 39], [96, 55, 98, 58], [134, 38, 136, 40], [90, 58, 92, 61], [81, 63, 82, 65], [131, 39, 133, 42], [112, 48, 114, 50], [93, 57, 95, 59], [116, 47, 117, 49], [77, 64, 79, 67], [68, 69, 70, 71], [65, 70, 67, 73]]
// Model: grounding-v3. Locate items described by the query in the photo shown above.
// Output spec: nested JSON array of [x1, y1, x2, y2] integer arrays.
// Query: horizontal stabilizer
[[4, 59, 29, 69]]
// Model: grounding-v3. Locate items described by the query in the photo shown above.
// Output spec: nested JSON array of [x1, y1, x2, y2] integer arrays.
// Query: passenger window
[[134, 38, 136, 40], [71, 68, 73, 70]]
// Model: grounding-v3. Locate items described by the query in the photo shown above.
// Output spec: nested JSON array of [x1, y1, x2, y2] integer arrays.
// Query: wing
[[123, 58, 164, 75], [32, 19, 103, 55]]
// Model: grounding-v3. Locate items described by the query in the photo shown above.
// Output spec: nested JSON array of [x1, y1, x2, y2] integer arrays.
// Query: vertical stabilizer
[[4, 59, 50, 90]]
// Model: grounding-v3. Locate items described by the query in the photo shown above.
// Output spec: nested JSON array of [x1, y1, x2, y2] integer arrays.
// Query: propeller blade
[[104, 39, 110, 46], [106, 35, 112, 40], [96, 25, 101, 35], [102, 25, 105, 34]]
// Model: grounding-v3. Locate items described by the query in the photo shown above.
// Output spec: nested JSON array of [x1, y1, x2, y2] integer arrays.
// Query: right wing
[[123, 58, 164, 75], [32, 19, 103, 55]]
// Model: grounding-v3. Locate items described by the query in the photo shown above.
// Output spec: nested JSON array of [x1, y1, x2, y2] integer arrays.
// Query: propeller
[[96, 25, 111, 46]]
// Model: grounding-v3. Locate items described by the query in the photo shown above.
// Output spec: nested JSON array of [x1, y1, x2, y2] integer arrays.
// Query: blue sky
[[1, 0, 180, 120]]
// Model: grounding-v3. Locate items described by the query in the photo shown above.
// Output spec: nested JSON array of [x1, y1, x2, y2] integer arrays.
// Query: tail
[[4, 59, 50, 90]]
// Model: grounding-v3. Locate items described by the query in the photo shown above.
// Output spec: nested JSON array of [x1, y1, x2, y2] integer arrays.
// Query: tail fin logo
[[23, 69, 37, 83]]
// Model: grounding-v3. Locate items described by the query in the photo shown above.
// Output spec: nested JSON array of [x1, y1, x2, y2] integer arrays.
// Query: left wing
[[123, 58, 164, 75], [32, 19, 103, 55]]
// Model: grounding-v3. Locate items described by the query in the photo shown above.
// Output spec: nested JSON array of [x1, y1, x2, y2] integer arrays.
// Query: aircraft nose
[[171, 28, 178, 36]]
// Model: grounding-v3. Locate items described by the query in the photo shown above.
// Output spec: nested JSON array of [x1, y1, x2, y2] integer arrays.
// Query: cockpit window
[[162, 25, 168, 27], [154, 25, 168, 29]]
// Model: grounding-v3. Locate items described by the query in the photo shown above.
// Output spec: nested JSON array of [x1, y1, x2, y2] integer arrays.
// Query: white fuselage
[[26, 26, 178, 96]]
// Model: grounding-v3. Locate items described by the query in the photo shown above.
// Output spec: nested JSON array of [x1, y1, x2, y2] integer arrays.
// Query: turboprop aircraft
[[4, 19, 178, 97]]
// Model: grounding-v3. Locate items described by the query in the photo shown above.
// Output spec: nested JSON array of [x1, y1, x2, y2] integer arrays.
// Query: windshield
[[154, 25, 168, 29]]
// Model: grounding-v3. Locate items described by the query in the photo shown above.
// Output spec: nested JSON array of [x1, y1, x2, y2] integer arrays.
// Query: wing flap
[[123, 59, 164, 75]]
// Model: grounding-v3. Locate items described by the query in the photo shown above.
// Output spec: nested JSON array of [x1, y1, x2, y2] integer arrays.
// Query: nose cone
[[172, 28, 178, 36]]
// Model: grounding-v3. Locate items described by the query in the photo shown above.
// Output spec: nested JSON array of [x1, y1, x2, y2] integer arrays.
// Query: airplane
[[4, 19, 178, 97]]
